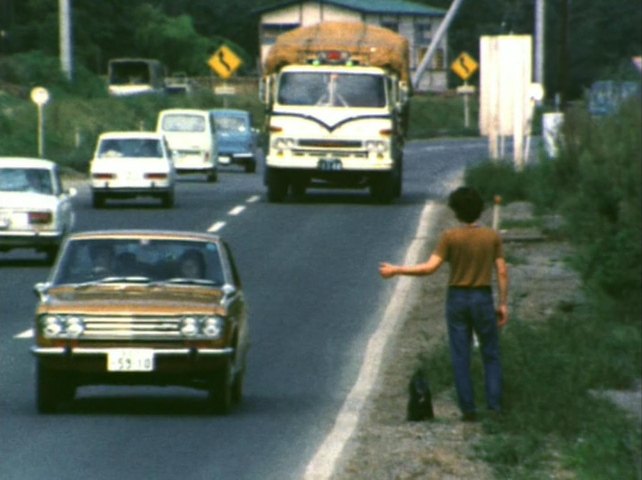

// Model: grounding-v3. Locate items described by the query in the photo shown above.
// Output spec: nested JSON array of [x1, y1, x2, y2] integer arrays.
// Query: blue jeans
[[446, 287, 502, 414]]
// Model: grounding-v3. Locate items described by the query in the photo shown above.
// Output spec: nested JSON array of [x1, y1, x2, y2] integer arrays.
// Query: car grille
[[81, 316, 182, 340]]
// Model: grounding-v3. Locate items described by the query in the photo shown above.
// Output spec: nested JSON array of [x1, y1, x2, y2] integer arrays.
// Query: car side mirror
[[221, 284, 238, 302], [34, 282, 51, 299]]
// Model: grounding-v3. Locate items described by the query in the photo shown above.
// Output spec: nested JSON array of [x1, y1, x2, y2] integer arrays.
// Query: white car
[[156, 109, 219, 182], [90, 131, 176, 208], [0, 157, 77, 262]]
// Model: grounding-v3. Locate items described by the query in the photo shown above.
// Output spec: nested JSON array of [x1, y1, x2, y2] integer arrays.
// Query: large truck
[[260, 22, 411, 203]]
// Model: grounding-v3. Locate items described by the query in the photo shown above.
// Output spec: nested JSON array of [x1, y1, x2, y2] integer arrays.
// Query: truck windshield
[[278, 72, 386, 108]]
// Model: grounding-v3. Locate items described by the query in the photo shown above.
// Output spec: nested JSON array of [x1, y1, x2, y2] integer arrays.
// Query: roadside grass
[[420, 98, 641, 478]]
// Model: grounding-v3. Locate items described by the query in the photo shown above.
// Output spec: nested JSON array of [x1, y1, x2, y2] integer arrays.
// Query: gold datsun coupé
[[31, 230, 249, 414]]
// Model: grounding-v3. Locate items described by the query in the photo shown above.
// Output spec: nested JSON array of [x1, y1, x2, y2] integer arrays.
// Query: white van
[[156, 109, 219, 182]]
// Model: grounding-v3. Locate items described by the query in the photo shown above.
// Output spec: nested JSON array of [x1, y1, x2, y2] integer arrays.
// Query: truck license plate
[[318, 159, 342, 171], [107, 349, 154, 372]]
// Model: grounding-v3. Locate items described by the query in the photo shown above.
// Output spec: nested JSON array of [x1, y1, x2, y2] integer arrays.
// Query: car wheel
[[232, 368, 244, 405], [244, 160, 256, 174], [36, 362, 74, 413], [207, 360, 233, 414], [92, 192, 105, 209], [44, 246, 59, 265], [161, 190, 175, 209], [266, 168, 288, 203], [207, 169, 218, 183]]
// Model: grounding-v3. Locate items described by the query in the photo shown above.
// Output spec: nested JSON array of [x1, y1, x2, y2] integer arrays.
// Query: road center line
[[15, 329, 33, 339], [228, 205, 245, 216], [303, 201, 439, 480], [207, 221, 226, 233]]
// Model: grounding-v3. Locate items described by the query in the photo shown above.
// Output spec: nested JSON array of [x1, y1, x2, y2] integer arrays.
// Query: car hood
[[0, 191, 58, 209], [40, 285, 226, 315]]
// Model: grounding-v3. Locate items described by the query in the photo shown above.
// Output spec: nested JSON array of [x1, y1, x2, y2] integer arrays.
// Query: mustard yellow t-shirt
[[435, 226, 504, 287]]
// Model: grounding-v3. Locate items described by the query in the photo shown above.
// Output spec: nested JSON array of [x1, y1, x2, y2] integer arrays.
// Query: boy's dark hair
[[448, 186, 484, 223]]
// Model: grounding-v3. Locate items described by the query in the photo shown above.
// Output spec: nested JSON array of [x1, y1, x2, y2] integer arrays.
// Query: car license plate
[[318, 159, 342, 171], [107, 349, 154, 372], [218, 155, 231, 165]]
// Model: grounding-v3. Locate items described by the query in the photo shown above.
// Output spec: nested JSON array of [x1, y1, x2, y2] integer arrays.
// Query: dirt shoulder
[[330, 201, 633, 480]]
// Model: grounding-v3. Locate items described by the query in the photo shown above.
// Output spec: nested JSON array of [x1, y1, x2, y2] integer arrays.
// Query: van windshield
[[278, 72, 386, 108], [161, 114, 206, 132]]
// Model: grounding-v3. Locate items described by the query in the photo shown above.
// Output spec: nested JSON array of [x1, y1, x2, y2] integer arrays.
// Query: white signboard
[[479, 35, 533, 166]]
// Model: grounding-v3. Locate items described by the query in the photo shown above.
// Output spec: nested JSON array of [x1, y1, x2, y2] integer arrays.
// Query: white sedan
[[90, 131, 176, 208], [0, 157, 77, 262]]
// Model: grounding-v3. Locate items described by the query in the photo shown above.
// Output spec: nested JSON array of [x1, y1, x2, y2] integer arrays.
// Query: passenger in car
[[178, 249, 206, 279], [89, 243, 115, 278]]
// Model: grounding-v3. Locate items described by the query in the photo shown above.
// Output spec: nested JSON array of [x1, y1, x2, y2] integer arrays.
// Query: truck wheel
[[207, 169, 218, 182], [207, 360, 233, 414], [266, 168, 288, 202], [370, 173, 395, 204]]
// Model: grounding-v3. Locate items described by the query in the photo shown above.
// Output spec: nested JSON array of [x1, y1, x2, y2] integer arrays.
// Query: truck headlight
[[272, 138, 295, 150], [365, 140, 388, 153]]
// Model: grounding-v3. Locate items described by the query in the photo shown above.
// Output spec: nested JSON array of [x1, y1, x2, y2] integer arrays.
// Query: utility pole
[[534, 0, 545, 87], [59, 0, 73, 81], [412, 0, 465, 90]]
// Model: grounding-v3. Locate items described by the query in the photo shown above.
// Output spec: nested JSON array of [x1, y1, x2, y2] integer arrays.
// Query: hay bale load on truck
[[260, 22, 411, 203]]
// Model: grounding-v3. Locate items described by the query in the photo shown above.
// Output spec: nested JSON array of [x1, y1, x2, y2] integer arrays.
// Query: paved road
[[0, 138, 488, 480]]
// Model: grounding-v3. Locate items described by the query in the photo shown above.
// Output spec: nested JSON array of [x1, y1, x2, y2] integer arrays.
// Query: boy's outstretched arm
[[379, 254, 444, 279]]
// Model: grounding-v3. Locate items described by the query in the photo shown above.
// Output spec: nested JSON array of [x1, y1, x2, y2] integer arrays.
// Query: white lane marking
[[15, 329, 34, 339], [228, 205, 246, 216], [207, 221, 226, 233], [246, 195, 260, 204], [303, 201, 440, 480]]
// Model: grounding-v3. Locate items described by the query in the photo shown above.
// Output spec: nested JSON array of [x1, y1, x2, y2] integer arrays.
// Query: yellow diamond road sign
[[208, 45, 243, 80], [451, 52, 479, 81]]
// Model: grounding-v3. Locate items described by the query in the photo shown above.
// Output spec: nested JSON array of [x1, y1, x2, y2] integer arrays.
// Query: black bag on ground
[[406, 370, 434, 421]]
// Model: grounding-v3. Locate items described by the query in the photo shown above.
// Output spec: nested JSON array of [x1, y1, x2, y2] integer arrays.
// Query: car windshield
[[52, 238, 225, 286], [161, 114, 206, 132], [98, 138, 162, 158], [278, 72, 386, 108], [214, 115, 248, 133], [0, 168, 53, 194]]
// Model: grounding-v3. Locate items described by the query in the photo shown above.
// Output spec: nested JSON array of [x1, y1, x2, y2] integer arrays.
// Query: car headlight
[[180, 317, 199, 337], [42, 316, 63, 338], [202, 316, 225, 338], [179, 316, 225, 339], [40, 315, 85, 338], [365, 140, 388, 154]]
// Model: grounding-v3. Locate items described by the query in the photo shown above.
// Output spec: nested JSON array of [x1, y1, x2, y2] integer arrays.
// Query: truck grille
[[298, 139, 362, 149], [82, 316, 182, 340]]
